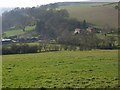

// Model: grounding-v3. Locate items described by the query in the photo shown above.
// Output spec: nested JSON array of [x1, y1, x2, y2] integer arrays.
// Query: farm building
[[2, 38, 16, 44], [74, 28, 81, 35]]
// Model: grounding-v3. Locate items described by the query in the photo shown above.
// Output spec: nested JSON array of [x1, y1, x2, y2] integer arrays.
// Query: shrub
[[28, 45, 38, 53], [54, 45, 60, 51], [2, 47, 13, 55], [38, 44, 43, 52], [42, 44, 47, 51], [2, 44, 38, 55], [59, 45, 63, 51], [48, 45, 59, 51], [68, 45, 73, 51], [62, 45, 68, 51], [20, 44, 38, 53], [11, 44, 21, 54], [20, 44, 29, 53]]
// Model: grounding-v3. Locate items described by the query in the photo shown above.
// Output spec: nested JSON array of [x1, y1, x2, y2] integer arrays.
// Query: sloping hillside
[[60, 2, 118, 28]]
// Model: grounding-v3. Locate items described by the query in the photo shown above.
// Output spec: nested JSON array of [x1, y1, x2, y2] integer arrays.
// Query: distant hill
[[2, 2, 118, 28], [59, 2, 118, 28], [2, 2, 118, 35], [57, 2, 108, 6]]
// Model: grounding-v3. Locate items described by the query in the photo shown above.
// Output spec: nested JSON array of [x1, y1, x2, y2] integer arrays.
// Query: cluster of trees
[[2, 4, 60, 31], [35, 6, 89, 39], [2, 7, 35, 32], [2, 3, 89, 36], [58, 30, 119, 50]]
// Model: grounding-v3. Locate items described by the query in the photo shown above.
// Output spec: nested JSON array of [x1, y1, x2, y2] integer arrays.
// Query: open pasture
[[2, 50, 118, 88]]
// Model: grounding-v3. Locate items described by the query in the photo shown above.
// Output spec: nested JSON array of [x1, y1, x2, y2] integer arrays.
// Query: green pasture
[[2, 50, 118, 88], [3, 26, 35, 37]]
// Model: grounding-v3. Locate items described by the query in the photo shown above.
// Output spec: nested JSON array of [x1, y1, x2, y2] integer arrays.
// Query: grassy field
[[60, 3, 118, 28], [3, 26, 35, 37], [2, 50, 118, 88]]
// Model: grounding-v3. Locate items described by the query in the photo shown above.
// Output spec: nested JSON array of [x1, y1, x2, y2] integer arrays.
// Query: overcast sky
[[0, 0, 119, 7]]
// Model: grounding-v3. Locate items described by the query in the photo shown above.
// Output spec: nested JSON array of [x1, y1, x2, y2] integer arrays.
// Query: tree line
[[2, 43, 77, 55], [2, 37, 119, 55]]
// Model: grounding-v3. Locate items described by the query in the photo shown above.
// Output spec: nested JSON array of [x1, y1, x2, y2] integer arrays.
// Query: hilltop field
[[60, 3, 118, 28]]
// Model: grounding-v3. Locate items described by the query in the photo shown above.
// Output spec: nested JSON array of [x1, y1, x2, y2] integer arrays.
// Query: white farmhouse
[[74, 28, 81, 35]]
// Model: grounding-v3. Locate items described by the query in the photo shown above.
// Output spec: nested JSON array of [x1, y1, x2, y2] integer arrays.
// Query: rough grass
[[60, 3, 118, 28], [2, 50, 118, 88]]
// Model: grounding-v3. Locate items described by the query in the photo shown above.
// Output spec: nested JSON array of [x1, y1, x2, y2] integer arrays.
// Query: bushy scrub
[[2, 47, 13, 55], [2, 44, 38, 55]]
